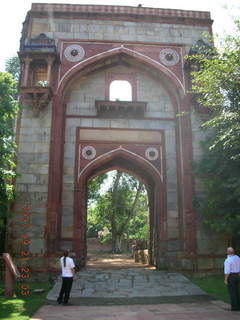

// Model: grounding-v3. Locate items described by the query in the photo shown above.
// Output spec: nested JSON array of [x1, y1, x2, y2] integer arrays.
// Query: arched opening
[[73, 149, 165, 269], [86, 169, 149, 268], [47, 50, 187, 269], [109, 80, 132, 101]]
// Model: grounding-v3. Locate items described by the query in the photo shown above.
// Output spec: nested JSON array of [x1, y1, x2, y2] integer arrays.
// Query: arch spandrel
[[57, 46, 186, 99], [78, 146, 164, 188]]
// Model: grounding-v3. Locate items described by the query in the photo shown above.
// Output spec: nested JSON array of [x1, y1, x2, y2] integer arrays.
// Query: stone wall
[[31, 18, 209, 51], [11, 105, 52, 256]]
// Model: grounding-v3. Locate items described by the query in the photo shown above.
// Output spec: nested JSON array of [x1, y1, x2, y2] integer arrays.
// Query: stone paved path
[[32, 301, 239, 320], [32, 255, 236, 320], [47, 268, 205, 301]]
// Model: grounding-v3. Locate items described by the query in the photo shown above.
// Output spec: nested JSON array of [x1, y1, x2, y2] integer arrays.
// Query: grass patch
[[0, 281, 52, 320], [189, 275, 230, 303]]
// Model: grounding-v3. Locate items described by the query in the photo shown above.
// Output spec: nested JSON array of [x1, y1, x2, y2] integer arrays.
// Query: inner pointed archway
[[73, 146, 166, 269]]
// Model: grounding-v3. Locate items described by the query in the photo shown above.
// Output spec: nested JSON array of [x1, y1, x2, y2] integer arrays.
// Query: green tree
[[189, 21, 240, 245], [0, 72, 19, 248], [87, 174, 108, 205], [87, 171, 148, 253], [5, 56, 20, 83]]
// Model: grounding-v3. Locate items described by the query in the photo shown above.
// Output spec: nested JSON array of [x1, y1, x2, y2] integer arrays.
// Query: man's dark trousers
[[228, 273, 240, 310], [57, 277, 73, 304]]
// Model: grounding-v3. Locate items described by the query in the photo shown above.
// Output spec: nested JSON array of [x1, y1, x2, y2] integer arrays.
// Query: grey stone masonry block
[[15, 184, 28, 192], [36, 174, 49, 185], [29, 239, 45, 254], [92, 119, 111, 128], [30, 213, 46, 225], [18, 152, 49, 164], [53, 32, 75, 39], [167, 226, 179, 238], [168, 210, 178, 219], [20, 127, 51, 135], [110, 119, 130, 128], [66, 118, 82, 128], [18, 142, 50, 153], [79, 118, 94, 127], [63, 157, 75, 168], [73, 32, 90, 39], [62, 191, 74, 206], [29, 164, 49, 175], [28, 184, 48, 193], [61, 214, 73, 226], [57, 23, 72, 33], [62, 182, 74, 191], [63, 167, 74, 176], [19, 133, 50, 143], [62, 206, 73, 216], [64, 143, 75, 155], [17, 174, 37, 184], [63, 175, 74, 184]]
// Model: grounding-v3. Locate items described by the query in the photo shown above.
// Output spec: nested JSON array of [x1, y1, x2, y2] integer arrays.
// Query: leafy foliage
[[87, 173, 108, 205], [5, 56, 20, 83], [192, 137, 240, 236], [87, 171, 148, 252], [189, 25, 240, 161], [0, 72, 19, 230], [189, 21, 240, 241]]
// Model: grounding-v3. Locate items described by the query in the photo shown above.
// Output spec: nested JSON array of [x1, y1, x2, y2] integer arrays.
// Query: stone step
[[47, 268, 206, 303]]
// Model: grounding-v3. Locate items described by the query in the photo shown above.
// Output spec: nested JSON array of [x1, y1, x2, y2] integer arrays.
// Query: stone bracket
[[21, 86, 53, 117]]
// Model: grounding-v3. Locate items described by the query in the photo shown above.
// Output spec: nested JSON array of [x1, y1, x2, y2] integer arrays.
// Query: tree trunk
[[113, 182, 143, 253], [111, 171, 122, 253], [114, 234, 122, 253], [119, 182, 143, 236]]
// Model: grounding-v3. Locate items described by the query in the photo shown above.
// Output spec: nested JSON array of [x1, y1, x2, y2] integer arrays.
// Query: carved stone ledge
[[21, 86, 53, 117], [95, 100, 147, 118]]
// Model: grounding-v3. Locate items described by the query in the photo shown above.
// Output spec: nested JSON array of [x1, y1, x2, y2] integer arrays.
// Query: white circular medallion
[[64, 44, 85, 62], [82, 146, 96, 160], [159, 48, 179, 66], [145, 147, 159, 161]]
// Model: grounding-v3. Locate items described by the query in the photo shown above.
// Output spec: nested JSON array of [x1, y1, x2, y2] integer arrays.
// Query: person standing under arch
[[57, 250, 76, 305]]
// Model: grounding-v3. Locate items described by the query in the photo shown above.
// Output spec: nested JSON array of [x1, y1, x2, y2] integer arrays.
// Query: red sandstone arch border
[[46, 47, 197, 266], [57, 46, 186, 97], [73, 147, 165, 266]]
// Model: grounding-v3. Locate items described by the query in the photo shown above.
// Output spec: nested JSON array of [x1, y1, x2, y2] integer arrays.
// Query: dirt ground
[[86, 252, 152, 269]]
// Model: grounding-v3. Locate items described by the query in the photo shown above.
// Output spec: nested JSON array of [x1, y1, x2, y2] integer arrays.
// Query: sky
[[0, 0, 239, 71]]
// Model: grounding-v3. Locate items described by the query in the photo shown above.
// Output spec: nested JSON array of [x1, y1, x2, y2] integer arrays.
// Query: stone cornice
[[30, 3, 212, 26]]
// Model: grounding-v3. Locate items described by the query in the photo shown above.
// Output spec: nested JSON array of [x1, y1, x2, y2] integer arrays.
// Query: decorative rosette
[[159, 48, 179, 66], [82, 146, 96, 160], [64, 44, 85, 62], [145, 147, 159, 161]]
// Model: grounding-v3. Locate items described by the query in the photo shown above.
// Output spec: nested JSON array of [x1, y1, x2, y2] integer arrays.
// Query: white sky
[[0, 0, 239, 71]]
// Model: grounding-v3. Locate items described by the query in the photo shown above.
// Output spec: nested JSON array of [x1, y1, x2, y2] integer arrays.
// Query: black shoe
[[57, 298, 62, 304]]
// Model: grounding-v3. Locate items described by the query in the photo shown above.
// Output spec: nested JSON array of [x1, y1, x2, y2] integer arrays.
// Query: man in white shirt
[[224, 247, 240, 311], [57, 250, 76, 305]]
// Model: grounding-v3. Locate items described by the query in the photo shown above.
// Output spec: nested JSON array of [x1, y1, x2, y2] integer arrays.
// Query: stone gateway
[[10, 3, 225, 274]]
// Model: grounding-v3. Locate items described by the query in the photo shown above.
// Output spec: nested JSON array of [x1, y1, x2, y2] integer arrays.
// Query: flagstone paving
[[32, 255, 235, 320], [47, 268, 206, 301]]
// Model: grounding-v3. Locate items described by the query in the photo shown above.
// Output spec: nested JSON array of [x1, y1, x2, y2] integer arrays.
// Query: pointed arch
[[78, 146, 163, 183], [73, 146, 166, 266]]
